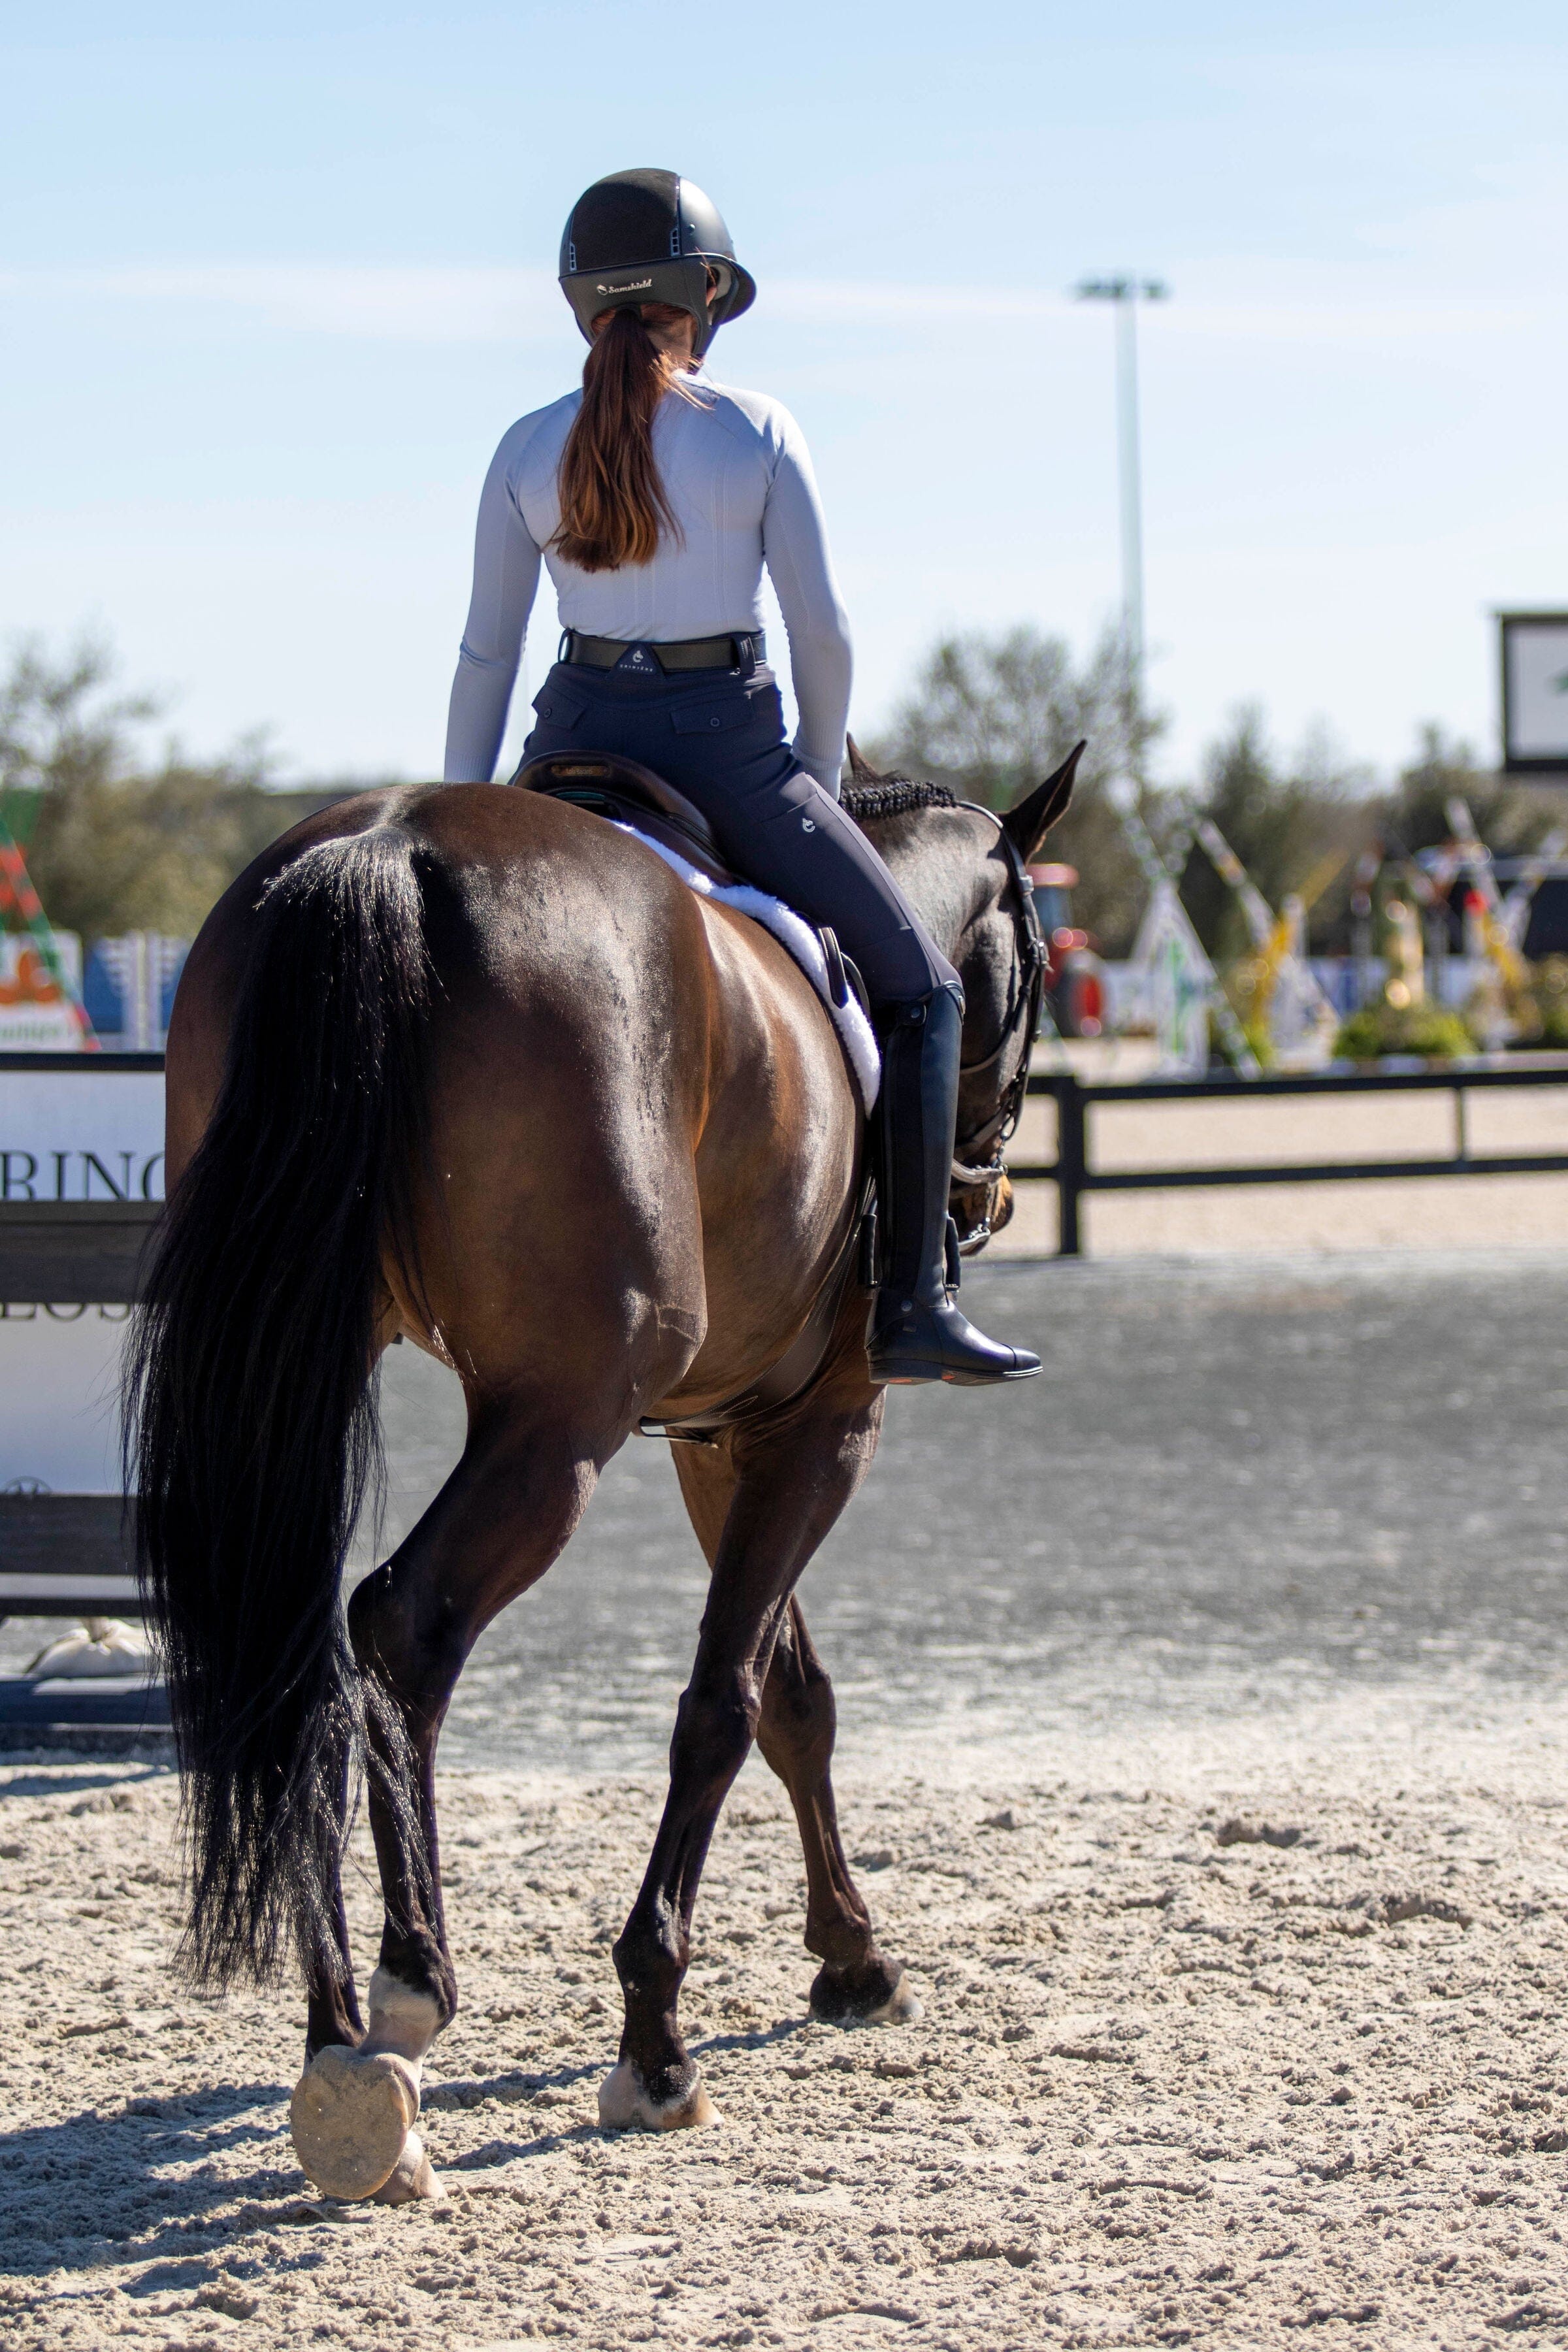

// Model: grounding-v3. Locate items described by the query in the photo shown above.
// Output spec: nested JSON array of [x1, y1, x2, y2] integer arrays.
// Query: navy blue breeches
[[521, 651, 956, 1011]]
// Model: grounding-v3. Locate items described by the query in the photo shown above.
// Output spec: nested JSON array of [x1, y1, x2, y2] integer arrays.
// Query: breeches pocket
[[530, 679, 590, 728], [667, 678, 783, 742]]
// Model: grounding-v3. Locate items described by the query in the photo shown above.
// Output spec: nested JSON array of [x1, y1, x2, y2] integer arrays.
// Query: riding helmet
[[559, 169, 756, 360]]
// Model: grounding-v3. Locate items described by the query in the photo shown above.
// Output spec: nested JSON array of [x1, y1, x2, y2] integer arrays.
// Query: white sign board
[[0, 1064, 165, 1492], [0, 1068, 165, 1203], [1501, 612, 1568, 773], [0, 1307, 128, 1492]]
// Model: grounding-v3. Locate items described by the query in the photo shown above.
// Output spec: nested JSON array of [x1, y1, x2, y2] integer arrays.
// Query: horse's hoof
[[289, 2045, 421, 2200], [865, 1971, 924, 2025], [809, 1962, 924, 2027], [371, 2127, 446, 2205], [598, 2059, 720, 2132]]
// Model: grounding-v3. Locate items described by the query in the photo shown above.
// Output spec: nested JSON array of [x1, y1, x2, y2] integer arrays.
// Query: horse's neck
[[870, 820, 976, 968]]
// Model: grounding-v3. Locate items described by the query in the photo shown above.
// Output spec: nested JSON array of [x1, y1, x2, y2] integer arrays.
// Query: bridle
[[949, 806, 1048, 1255]]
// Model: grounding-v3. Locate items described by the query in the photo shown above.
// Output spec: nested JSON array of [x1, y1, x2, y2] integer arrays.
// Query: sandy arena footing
[[3, 1688, 1567, 2350]]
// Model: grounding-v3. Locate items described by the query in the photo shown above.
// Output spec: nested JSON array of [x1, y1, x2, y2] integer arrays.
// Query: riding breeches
[[519, 653, 958, 1010]]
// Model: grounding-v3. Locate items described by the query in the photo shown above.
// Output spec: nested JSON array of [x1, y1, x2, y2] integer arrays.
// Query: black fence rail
[[8, 1056, 1568, 1277], [1009, 1063, 1568, 1256]]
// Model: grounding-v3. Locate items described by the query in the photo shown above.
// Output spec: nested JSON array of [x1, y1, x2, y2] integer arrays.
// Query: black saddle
[[512, 751, 736, 887], [514, 748, 866, 1015]]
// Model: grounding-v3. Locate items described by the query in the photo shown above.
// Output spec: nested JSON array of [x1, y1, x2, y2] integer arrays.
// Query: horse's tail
[[124, 825, 431, 1986]]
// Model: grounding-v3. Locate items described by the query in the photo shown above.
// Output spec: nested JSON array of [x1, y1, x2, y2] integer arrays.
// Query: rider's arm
[[443, 425, 544, 783], [760, 413, 853, 799]]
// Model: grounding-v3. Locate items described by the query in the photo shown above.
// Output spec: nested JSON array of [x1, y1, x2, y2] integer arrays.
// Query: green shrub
[[1334, 1002, 1477, 1062], [1527, 957, 1568, 1049]]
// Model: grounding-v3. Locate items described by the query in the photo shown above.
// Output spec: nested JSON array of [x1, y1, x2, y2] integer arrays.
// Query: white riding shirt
[[442, 371, 853, 795]]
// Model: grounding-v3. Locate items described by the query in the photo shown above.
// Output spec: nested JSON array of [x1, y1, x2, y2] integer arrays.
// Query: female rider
[[444, 167, 1037, 1388]]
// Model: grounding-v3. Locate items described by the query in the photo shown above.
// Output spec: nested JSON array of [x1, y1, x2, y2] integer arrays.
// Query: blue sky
[[3, 2, 1565, 786]]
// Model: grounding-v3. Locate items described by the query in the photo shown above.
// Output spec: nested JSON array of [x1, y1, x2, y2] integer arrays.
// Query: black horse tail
[[124, 826, 431, 1986]]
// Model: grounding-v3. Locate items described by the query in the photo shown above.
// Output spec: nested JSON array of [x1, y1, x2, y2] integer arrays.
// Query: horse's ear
[[845, 734, 884, 787], [1002, 740, 1086, 863]]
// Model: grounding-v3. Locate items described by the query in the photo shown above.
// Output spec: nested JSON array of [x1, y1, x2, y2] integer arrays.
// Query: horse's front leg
[[289, 1405, 599, 2202], [603, 1391, 883, 2129], [758, 1595, 921, 2025]]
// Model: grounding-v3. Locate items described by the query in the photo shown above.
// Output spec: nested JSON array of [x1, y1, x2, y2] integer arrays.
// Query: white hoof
[[597, 2059, 721, 2132], [371, 2127, 446, 2205], [290, 2045, 421, 2200], [865, 1972, 924, 2025]]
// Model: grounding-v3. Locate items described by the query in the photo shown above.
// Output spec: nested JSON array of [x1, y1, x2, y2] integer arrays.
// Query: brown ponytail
[[553, 305, 698, 572]]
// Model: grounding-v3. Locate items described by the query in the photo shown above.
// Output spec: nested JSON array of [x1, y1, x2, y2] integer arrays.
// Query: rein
[[948, 805, 1047, 1250]]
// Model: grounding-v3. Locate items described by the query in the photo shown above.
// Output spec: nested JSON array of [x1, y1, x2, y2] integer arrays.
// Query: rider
[[444, 167, 1038, 1388]]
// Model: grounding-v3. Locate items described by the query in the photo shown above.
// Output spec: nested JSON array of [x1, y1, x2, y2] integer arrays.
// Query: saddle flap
[[512, 752, 733, 883]]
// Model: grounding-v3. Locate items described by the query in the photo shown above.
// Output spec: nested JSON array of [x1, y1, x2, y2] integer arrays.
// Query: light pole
[[1074, 275, 1168, 682]]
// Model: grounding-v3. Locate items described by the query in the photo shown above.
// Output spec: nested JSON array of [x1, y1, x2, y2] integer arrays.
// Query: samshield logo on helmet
[[559, 169, 757, 359]]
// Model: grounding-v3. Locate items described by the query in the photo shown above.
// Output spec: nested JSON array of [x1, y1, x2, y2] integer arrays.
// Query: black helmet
[[559, 168, 756, 361]]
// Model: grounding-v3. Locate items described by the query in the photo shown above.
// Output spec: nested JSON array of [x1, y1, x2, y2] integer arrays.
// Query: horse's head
[[842, 736, 1084, 1253]]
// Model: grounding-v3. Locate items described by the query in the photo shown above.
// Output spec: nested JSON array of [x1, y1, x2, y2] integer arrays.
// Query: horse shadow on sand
[[417, 2014, 814, 2180], [0, 2080, 303, 2289], [1, 2016, 809, 2285]]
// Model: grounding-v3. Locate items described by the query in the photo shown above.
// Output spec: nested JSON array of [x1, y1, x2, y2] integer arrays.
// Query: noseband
[[949, 809, 1048, 1254]]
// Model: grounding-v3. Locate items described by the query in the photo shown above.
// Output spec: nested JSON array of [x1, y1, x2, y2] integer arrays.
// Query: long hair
[[123, 826, 432, 1986], [553, 304, 700, 573]]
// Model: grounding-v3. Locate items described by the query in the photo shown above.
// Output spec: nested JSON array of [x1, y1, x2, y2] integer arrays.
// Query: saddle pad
[[613, 824, 880, 1112]]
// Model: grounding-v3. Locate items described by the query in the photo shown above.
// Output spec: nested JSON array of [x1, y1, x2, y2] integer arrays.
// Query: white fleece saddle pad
[[614, 824, 880, 1112]]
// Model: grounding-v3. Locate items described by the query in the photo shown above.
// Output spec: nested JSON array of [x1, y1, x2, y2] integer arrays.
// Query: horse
[[125, 734, 1081, 2204]]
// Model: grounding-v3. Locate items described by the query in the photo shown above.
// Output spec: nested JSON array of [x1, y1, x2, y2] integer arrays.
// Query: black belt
[[560, 629, 764, 674]]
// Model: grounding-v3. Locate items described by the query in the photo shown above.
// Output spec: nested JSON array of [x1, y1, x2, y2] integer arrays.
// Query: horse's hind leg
[[758, 1597, 921, 2025], [289, 1396, 601, 2204], [302, 1737, 366, 2059]]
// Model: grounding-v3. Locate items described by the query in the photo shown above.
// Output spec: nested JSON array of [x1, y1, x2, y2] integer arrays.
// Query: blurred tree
[[0, 637, 364, 943], [1176, 707, 1370, 963], [869, 625, 1162, 954], [1382, 723, 1556, 858], [872, 629, 1568, 973]]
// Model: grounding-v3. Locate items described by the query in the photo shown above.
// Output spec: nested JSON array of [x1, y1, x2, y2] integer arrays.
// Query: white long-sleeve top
[[442, 371, 853, 795]]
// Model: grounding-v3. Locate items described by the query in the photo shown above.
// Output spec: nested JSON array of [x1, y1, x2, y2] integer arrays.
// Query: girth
[[638, 1175, 872, 1443]]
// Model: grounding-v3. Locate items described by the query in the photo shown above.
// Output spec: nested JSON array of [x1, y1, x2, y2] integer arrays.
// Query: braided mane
[[840, 777, 958, 823]]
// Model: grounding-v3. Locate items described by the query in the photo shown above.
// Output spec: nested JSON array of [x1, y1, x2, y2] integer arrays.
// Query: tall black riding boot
[[866, 985, 1041, 1386]]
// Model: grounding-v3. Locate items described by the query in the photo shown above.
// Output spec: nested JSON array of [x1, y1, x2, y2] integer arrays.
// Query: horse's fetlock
[[804, 1910, 877, 1971], [612, 1919, 685, 2006], [377, 1930, 457, 2033]]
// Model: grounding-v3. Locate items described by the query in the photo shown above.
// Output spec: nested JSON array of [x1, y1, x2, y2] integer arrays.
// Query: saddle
[[514, 749, 867, 1022], [514, 751, 737, 888]]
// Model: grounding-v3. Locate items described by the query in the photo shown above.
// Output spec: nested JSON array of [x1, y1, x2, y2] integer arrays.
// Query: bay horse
[[125, 738, 1081, 2204]]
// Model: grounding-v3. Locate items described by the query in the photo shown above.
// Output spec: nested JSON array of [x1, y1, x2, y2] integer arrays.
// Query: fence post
[[1056, 1078, 1086, 1257]]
